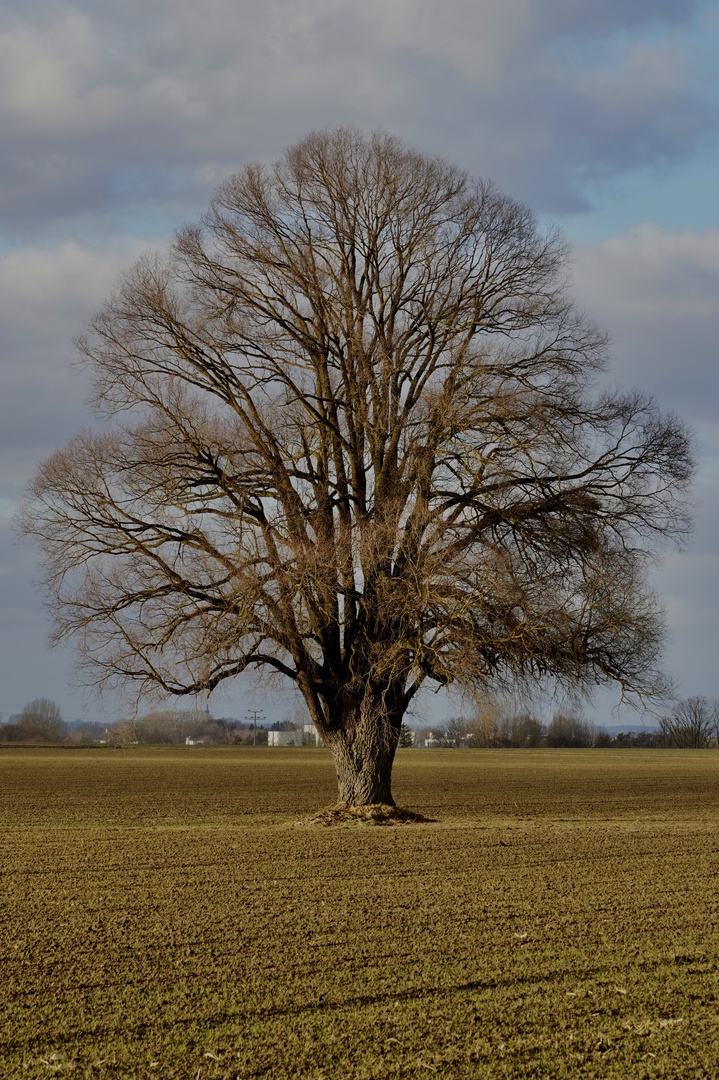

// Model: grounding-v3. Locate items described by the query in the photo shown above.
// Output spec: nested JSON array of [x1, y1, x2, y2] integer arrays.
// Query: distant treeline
[[412, 696, 719, 749], [0, 701, 265, 746], [2, 697, 718, 749]]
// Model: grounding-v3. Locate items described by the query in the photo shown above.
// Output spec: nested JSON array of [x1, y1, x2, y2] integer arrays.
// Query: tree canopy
[[21, 128, 693, 805]]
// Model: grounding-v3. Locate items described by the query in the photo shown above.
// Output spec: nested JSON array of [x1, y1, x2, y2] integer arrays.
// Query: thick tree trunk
[[323, 693, 401, 806], [330, 737, 397, 805]]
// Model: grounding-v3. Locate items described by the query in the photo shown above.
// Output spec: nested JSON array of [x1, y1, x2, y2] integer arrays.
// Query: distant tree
[[546, 712, 593, 748], [509, 714, 546, 748], [203, 722, 234, 744], [66, 720, 106, 740], [614, 729, 662, 748], [465, 701, 504, 747], [243, 728, 268, 746], [101, 721, 138, 744], [659, 697, 715, 748], [273, 719, 299, 732], [465, 701, 546, 747], [281, 701, 312, 732], [398, 723, 415, 748], [21, 127, 693, 808], [135, 709, 201, 744], [442, 716, 469, 748], [15, 698, 65, 742]]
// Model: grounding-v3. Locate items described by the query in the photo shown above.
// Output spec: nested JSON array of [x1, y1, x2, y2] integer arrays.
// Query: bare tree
[[509, 714, 546, 748], [465, 696, 547, 747], [442, 716, 469, 748], [659, 697, 715, 748], [20, 128, 693, 807], [546, 712, 594, 748], [17, 698, 65, 742], [135, 709, 201, 744]]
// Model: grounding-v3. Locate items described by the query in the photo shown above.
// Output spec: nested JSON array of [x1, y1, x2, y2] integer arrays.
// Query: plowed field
[[2, 747, 718, 1078]]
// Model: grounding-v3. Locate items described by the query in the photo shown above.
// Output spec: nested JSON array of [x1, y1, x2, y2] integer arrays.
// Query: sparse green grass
[[2, 747, 719, 1078]]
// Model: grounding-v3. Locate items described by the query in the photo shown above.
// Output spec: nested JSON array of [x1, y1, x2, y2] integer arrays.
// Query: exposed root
[[299, 803, 436, 827]]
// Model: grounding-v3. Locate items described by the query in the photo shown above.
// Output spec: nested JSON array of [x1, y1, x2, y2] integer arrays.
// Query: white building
[[267, 725, 324, 747], [267, 730, 302, 746]]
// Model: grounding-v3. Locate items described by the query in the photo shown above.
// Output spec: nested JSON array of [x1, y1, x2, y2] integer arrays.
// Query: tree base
[[300, 803, 435, 827]]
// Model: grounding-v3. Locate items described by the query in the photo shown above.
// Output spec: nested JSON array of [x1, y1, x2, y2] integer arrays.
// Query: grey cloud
[[654, 480, 719, 697], [571, 225, 719, 424], [0, 0, 714, 239], [535, 0, 700, 36], [0, 238, 156, 506], [571, 223, 719, 698]]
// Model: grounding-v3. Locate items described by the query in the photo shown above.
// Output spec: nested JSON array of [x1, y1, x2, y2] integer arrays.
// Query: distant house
[[267, 730, 302, 746], [185, 736, 204, 746], [267, 726, 324, 747]]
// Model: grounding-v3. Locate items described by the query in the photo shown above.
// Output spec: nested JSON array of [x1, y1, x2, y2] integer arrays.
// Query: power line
[[245, 709, 265, 746]]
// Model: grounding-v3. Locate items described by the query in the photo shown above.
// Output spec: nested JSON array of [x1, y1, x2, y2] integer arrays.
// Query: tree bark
[[324, 695, 401, 806], [330, 737, 397, 806]]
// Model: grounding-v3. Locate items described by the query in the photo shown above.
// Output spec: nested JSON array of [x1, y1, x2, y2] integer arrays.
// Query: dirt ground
[[2, 747, 718, 1078]]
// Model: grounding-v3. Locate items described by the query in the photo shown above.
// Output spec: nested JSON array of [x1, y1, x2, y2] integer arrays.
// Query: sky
[[1, 0, 718, 728]]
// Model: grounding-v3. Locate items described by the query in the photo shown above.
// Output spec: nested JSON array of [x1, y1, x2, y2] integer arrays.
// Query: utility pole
[[245, 710, 265, 746]]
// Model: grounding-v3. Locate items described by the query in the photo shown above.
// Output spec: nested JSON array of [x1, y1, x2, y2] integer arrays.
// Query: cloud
[[0, 237, 157, 500], [0, 0, 714, 239], [570, 222, 719, 696], [0, 9, 127, 136], [656, 485, 719, 696], [572, 223, 719, 429]]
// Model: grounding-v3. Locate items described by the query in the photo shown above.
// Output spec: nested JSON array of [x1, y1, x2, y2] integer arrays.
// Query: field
[[2, 747, 719, 1079]]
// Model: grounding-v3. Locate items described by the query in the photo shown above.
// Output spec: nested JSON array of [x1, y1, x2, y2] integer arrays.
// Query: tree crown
[[21, 128, 693, 734]]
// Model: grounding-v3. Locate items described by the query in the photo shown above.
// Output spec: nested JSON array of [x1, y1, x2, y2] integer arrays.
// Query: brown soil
[[3, 748, 719, 1079], [300, 802, 436, 826]]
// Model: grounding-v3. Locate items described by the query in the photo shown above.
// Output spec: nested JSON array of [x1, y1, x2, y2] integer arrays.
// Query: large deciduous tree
[[21, 129, 693, 806]]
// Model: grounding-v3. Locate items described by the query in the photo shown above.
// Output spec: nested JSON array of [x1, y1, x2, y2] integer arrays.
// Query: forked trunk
[[324, 693, 401, 807]]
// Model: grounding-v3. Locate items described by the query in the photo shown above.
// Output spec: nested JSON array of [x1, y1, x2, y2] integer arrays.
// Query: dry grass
[[2, 747, 719, 1078]]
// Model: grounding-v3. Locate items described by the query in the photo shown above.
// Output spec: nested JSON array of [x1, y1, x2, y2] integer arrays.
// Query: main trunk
[[323, 694, 401, 806], [330, 736, 397, 805]]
